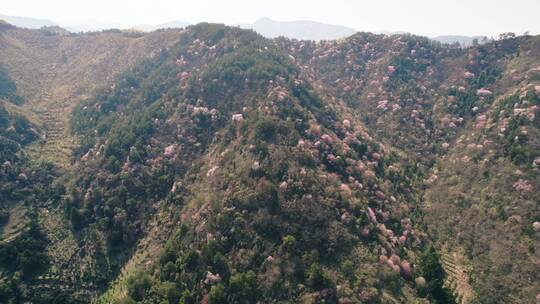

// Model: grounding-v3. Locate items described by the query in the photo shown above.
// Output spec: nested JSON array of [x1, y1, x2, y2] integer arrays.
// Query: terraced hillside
[[0, 23, 181, 166], [0, 22, 539, 303], [440, 252, 474, 304]]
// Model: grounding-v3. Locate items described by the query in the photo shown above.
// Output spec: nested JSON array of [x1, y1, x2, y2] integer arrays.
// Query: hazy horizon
[[2, 0, 539, 37]]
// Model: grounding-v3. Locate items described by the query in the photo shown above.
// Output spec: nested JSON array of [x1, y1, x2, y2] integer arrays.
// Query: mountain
[[279, 33, 540, 303], [65, 23, 122, 33], [373, 30, 409, 36], [0, 22, 539, 304], [62, 20, 190, 33], [131, 21, 191, 32], [0, 13, 56, 29], [432, 35, 489, 46], [240, 17, 357, 40]]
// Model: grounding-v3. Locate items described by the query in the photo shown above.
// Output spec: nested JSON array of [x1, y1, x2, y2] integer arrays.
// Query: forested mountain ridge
[[0, 22, 538, 303], [280, 31, 540, 303]]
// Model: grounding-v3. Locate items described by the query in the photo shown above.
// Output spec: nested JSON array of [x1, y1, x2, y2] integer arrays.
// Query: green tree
[[418, 246, 455, 304], [228, 271, 259, 303], [208, 284, 227, 304], [126, 271, 152, 301], [281, 235, 296, 253], [178, 290, 195, 304]]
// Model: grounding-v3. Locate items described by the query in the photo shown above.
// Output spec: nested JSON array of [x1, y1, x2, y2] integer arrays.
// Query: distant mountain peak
[[432, 35, 489, 46], [0, 13, 56, 29], [256, 16, 273, 22], [39, 25, 70, 35], [131, 20, 190, 32], [241, 17, 357, 40]]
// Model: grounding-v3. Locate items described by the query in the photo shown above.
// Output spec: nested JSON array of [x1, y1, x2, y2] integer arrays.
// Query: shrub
[[281, 235, 297, 252], [126, 271, 152, 301], [0, 65, 23, 104], [254, 119, 278, 141], [307, 262, 333, 290]]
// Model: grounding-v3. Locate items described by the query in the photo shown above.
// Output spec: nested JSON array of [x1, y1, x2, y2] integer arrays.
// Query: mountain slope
[[432, 35, 488, 47], [281, 32, 539, 303], [0, 24, 183, 302], [66, 24, 434, 303], [0, 23, 538, 303], [424, 37, 540, 303], [0, 24, 181, 166]]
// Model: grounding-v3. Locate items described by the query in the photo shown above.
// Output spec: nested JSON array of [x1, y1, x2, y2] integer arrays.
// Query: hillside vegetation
[[0, 23, 538, 303]]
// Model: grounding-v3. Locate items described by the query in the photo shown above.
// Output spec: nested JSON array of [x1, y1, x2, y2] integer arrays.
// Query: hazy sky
[[1, 0, 539, 37]]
